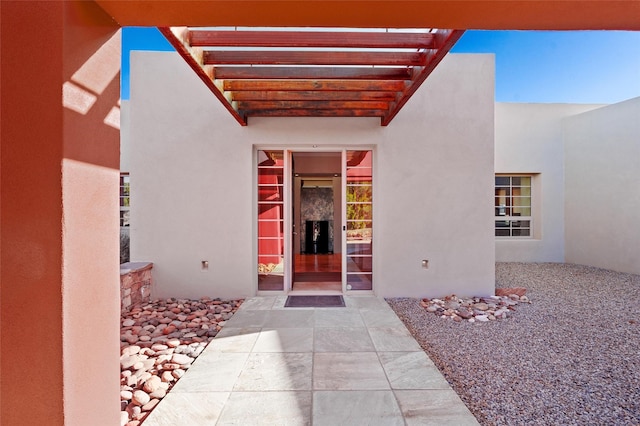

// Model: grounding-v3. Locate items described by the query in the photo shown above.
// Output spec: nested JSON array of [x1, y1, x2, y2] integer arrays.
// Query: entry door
[[257, 149, 373, 293], [344, 150, 373, 291]]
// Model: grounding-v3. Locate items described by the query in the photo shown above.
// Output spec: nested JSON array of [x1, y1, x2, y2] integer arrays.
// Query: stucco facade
[[128, 51, 496, 299], [494, 103, 604, 262], [564, 98, 640, 275], [493, 100, 640, 275]]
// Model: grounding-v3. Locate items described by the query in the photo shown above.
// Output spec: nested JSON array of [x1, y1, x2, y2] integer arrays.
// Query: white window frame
[[495, 174, 532, 238]]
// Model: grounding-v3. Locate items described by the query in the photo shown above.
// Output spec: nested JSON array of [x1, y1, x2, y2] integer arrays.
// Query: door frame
[[255, 146, 375, 296]]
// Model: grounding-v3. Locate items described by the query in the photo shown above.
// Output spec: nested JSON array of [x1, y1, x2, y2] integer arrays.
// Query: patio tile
[[314, 308, 365, 327], [345, 296, 391, 310], [238, 297, 276, 311], [313, 352, 389, 390], [252, 328, 314, 353], [394, 390, 480, 425], [217, 391, 312, 426], [206, 327, 260, 353], [170, 352, 249, 392], [378, 351, 451, 389], [360, 308, 405, 328], [313, 390, 404, 426], [314, 327, 375, 352], [223, 309, 268, 328], [368, 327, 422, 352], [234, 352, 313, 391], [142, 391, 229, 426], [262, 309, 315, 328]]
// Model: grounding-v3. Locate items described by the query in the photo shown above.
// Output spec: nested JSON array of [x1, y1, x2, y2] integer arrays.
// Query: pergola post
[[1, 2, 121, 424]]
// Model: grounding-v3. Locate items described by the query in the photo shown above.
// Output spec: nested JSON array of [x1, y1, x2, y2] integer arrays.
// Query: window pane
[[258, 185, 284, 202], [347, 256, 372, 273], [347, 242, 372, 255], [495, 176, 510, 186], [347, 184, 372, 202], [512, 176, 531, 186], [495, 228, 510, 237], [258, 150, 284, 291], [512, 207, 531, 216], [347, 273, 372, 290], [512, 229, 531, 237]]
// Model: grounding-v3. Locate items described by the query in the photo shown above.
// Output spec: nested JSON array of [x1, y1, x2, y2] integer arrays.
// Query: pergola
[[1, 1, 638, 425], [160, 27, 463, 125]]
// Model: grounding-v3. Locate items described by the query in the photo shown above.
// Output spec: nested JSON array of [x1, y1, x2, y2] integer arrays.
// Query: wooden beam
[[230, 90, 398, 101], [95, 1, 640, 31], [242, 109, 387, 118], [189, 30, 436, 48], [213, 67, 412, 80], [237, 100, 389, 110], [203, 51, 426, 66], [223, 79, 407, 92], [157, 27, 247, 126], [382, 29, 465, 126]]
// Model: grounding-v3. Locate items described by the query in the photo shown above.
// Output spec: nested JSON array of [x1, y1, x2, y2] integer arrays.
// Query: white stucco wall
[[119, 100, 131, 172], [563, 97, 640, 274], [128, 51, 495, 299], [494, 103, 603, 262]]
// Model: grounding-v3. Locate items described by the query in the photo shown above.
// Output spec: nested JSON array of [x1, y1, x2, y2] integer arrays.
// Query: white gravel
[[387, 262, 640, 426]]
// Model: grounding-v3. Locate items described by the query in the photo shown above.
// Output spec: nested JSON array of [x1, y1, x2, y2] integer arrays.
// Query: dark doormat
[[285, 295, 345, 308]]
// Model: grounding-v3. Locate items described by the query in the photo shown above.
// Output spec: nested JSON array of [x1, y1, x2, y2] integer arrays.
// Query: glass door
[[344, 150, 373, 291]]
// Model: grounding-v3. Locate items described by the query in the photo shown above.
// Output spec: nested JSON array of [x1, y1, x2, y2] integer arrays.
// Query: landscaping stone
[[119, 297, 243, 425], [418, 293, 529, 323]]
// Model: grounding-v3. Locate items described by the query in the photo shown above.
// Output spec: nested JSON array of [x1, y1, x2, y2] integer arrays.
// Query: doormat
[[284, 295, 345, 308]]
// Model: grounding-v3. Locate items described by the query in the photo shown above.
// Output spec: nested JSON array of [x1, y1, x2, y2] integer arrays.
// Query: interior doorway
[[291, 152, 343, 292]]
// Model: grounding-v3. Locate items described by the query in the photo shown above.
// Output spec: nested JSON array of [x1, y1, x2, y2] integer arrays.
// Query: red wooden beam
[[189, 30, 436, 49], [230, 90, 398, 101], [223, 79, 407, 92], [213, 67, 412, 80], [243, 109, 387, 118], [237, 100, 390, 110], [158, 27, 247, 126], [381, 29, 465, 126], [203, 50, 426, 66]]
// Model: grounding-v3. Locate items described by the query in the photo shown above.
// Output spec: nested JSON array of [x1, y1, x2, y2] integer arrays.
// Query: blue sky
[[121, 27, 640, 104]]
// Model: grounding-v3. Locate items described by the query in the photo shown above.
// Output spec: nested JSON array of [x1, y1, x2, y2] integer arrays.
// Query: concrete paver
[[143, 296, 479, 426]]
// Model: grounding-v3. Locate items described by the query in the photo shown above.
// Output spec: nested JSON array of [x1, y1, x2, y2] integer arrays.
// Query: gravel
[[387, 262, 640, 426]]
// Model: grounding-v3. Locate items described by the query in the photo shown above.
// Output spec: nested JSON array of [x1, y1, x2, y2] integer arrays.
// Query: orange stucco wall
[[1, 1, 121, 425]]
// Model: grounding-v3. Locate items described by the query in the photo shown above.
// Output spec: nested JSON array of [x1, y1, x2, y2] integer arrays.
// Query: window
[[120, 174, 130, 227], [495, 175, 531, 237]]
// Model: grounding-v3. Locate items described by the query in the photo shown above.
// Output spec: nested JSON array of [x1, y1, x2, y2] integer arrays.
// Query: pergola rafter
[[159, 26, 463, 126]]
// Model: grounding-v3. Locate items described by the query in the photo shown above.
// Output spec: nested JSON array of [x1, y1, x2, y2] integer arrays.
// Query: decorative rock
[[418, 293, 528, 323], [172, 369, 185, 379], [143, 376, 162, 393], [132, 390, 150, 406], [120, 297, 243, 416], [475, 302, 489, 311], [149, 388, 167, 399], [142, 398, 160, 412], [167, 339, 181, 348], [161, 371, 174, 382], [171, 353, 193, 365]]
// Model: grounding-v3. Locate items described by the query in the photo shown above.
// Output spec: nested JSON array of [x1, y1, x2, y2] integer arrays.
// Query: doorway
[[256, 149, 373, 294], [291, 152, 342, 292]]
